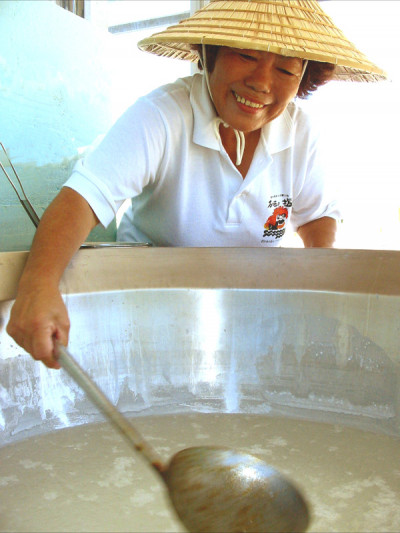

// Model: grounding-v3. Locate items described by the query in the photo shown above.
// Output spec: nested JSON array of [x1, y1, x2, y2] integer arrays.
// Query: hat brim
[[138, 0, 387, 83]]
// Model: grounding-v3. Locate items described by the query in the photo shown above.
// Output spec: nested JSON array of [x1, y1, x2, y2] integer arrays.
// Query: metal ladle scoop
[[57, 344, 310, 533]]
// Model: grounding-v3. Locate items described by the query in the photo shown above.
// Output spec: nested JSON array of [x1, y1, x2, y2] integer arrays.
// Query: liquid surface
[[0, 413, 399, 532]]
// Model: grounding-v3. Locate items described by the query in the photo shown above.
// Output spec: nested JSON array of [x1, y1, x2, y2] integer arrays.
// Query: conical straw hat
[[138, 0, 386, 82]]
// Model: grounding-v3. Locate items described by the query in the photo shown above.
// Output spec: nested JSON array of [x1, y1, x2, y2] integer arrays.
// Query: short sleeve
[[63, 96, 167, 228], [290, 114, 341, 230]]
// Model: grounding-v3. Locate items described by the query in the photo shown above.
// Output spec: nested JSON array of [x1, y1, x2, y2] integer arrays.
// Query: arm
[[6, 187, 99, 368], [297, 216, 337, 248]]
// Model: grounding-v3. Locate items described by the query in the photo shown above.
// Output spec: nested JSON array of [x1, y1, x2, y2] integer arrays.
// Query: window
[[85, 1, 197, 119]]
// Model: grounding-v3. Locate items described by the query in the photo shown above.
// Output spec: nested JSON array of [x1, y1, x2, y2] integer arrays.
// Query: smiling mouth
[[233, 91, 265, 109]]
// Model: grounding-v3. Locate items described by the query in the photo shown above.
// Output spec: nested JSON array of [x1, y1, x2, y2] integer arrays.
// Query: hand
[[6, 284, 70, 369]]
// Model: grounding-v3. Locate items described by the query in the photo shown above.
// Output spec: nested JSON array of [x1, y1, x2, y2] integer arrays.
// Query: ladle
[[57, 343, 310, 533]]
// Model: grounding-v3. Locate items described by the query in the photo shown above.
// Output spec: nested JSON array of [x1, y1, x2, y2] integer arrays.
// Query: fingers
[[6, 289, 70, 369], [30, 327, 65, 370]]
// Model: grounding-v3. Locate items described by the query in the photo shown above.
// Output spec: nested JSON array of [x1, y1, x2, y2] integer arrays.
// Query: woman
[[7, 0, 386, 368]]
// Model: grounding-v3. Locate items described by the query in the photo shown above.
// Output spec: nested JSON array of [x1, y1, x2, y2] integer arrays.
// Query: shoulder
[[108, 76, 196, 140], [138, 75, 196, 117]]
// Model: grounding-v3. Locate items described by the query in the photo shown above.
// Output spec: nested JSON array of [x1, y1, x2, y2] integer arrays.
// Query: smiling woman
[[203, 47, 306, 174], [208, 48, 303, 131], [5, 0, 389, 368]]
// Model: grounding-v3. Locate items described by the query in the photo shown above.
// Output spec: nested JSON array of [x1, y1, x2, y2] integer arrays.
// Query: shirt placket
[[226, 188, 249, 225]]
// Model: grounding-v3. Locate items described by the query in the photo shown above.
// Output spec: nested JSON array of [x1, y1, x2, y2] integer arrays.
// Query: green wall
[[0, 1, 118, 251]]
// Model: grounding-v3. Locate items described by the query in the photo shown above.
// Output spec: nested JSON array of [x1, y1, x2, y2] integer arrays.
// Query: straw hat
[[138, 0, 386, 82]]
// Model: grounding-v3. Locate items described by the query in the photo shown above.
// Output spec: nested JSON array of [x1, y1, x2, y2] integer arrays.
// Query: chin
[[233, 119, 266, 133]]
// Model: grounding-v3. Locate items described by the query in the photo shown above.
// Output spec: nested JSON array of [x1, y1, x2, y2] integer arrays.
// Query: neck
[[219, 126, 261, 178]]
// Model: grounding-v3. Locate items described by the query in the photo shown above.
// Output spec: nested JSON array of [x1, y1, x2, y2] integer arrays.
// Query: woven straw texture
[[138, 0, 386, 82]]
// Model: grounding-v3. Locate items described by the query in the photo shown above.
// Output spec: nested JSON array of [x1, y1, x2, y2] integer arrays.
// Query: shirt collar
[[260, 103, 296, 154], [190, 73, 296, 155], [191, 73, 220, 151]]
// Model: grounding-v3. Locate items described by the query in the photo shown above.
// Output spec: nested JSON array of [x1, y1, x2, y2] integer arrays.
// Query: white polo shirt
[[64, 73, 340, 246]]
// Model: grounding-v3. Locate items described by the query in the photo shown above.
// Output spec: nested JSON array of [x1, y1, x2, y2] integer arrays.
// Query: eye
[[278, 68, 296, 76], [239, 53, 257, 61]]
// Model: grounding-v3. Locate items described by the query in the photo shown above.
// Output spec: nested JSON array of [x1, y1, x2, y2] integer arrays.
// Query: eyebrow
[[277, 55, 302, 64], [240, 49, 302, 63], [233, 48, 303, 69], [233, 48, 257, 55], [276, 55, 303, 72]]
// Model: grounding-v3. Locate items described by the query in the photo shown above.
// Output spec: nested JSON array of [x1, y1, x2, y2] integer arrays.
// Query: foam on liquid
[[0, 413, 399, 532]]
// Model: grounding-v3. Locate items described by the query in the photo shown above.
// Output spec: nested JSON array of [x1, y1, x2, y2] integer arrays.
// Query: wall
[[0, 0, 119, 251]]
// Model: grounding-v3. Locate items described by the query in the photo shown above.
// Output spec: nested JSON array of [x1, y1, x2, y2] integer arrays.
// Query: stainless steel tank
[[0, 247, 399, 531]]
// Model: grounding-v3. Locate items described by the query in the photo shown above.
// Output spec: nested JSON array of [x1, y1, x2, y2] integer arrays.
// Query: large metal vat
[[0, 247, 399, 531]]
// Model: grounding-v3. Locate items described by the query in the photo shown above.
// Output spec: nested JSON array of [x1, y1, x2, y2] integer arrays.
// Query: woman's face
[[208, 47, 303, 133]]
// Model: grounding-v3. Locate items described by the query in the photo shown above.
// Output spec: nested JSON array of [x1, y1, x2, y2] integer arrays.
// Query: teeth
[[234, 92, 264, 109]]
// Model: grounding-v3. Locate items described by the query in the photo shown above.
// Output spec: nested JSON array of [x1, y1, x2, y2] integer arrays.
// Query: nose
[[244, 59, 273, 93]]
